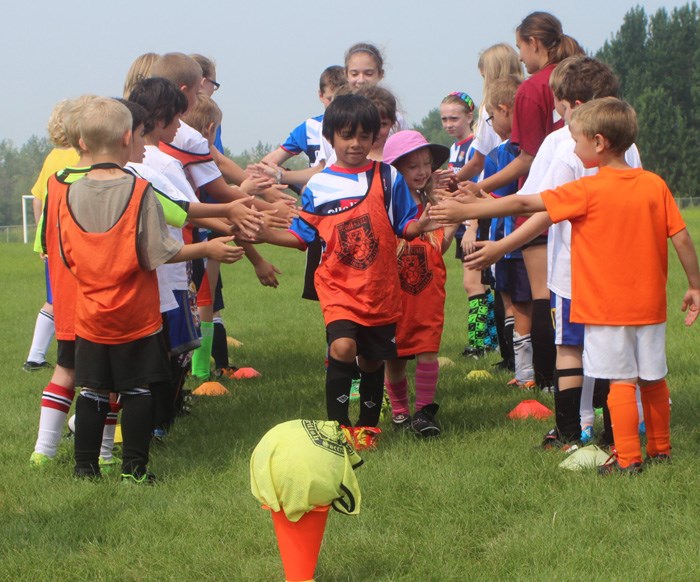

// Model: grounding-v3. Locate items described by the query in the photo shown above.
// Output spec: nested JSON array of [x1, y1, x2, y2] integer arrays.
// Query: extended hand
[[681, 288, 700, 326], [254, 260, 281, 288], [206, 237, 245, 263], [463, 240, 504, 271]]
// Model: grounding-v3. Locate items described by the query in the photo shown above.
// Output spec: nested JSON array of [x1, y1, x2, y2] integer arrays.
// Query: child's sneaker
[[541, 428, 580, 453], [152, 428, 167, 442], [411, 403, 441, 437], [597, 454, 642, 476], [23, 360, 53, 372], [342, 426, 381, 451], [391, 412, 412, 430], [580, 425, 594, 445], [98, 456, 121, 475], [644, 452, 672, 466], [121, 470, 158, 485], [74, 465, 101, 480], [461, 346, 485, 359], [29, 452, 53, 467]]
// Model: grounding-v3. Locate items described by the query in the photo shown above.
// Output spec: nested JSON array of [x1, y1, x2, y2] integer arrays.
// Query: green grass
[[2, 211, 700, 581]]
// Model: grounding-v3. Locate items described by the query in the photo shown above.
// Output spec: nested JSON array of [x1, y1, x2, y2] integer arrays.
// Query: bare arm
[[671, 228, 700, 326], [261, 147, 294, 167], [239, 241, 282, 288], [463, 151, 534, 195], [168, 237, 245, 264], [454, 150, 486, 183], [210, 147, 247, 185], [430, 192, 546, 224]]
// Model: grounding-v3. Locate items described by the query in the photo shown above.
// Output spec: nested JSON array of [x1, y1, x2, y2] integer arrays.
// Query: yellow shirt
[[31, 148, 80, 201], [250, 420, 363, 522]]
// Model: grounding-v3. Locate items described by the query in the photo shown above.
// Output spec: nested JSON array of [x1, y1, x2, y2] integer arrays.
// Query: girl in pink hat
[[382, 131, 458, 436]]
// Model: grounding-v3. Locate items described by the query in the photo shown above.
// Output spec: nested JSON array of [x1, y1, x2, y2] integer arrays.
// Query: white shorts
[[582, 323, 667, 381]]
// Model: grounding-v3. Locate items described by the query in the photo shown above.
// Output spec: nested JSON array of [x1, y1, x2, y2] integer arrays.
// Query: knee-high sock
[[502, 315, 515, 367], [120, 388, 153, 475], [385, 378, 409, 416], [553, 372, 582, 442], [326, 356, 355, 426], [27, 309, 55, 364], [415, 361, 439, 410], [484, 290, 499, 350], [99, 400, 121, 461], [211, 316, 230, 370], [74, 390, 110, 472], [34, 382, 75, 457], [513, 332, 534, 383], [580, 376, 596, 429], [191, 321, 214, 379], [593, 378, 613, 444], [640, 379, 671, 457], [357, 364, 385, 427], [467, 294, 488, 348], [531, 299, 556, 388], [607, 382, 643, 467]]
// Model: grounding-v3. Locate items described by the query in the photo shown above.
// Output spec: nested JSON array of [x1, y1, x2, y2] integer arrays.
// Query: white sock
[[580, 375, 595, 428], [100, 401, 120, 461], [513, 332, 534, 384], [34, 383, 75, 457], [27, 309, 55, 364]]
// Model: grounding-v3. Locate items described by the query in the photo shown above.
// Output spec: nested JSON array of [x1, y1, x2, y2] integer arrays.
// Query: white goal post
[[21, 195, 34, 244]]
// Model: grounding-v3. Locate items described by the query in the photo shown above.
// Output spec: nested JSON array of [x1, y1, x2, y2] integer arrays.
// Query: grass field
[[2, 210, 700, 581]]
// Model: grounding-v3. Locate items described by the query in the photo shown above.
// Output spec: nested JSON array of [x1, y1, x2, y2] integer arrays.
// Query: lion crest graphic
[[398, 246, 432, 295], [335, 214, 379, 270]]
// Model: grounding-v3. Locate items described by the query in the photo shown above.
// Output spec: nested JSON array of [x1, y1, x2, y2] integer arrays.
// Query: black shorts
[[74, 332, 171, 392], [301, 239, 322, 301], [454, 219, 491, 261], [494, 258, 532, 303], [521, 233, 548, 249], [326, 320, 397, 361], [56, 339, 75, 369]]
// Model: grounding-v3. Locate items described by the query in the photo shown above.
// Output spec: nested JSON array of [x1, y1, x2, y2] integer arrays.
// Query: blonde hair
[[548, 55, 584, 94], [182, 94, 222, 135], [190, 54, 216, 79], [570, 97, 637, 155], [78, 97, 132, 155], [487, 75, 522, 110], [46, 100, 72, 148], [62, 95, 99, 151], [123, 52, 159, 99], [478, 44, 523, 119], [150, 52, 202, 90]]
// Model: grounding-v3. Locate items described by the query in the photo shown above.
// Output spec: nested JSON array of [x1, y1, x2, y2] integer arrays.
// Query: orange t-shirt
[[541, 167, 686, 325]]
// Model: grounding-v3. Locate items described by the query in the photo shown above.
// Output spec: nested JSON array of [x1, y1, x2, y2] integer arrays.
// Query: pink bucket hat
[[383, 130, 450, 171]]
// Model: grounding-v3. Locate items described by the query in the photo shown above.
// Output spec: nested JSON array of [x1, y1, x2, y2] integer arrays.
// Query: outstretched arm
[[430, 192, 546, 224], [671, 228, 700, 326]]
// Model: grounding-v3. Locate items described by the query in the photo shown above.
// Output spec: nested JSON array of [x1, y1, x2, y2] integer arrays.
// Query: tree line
[[1, 3, 698, 228]]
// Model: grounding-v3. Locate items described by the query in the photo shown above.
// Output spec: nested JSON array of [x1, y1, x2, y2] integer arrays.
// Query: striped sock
[[415, 361, 439, 410], [34, 382, 75, 457], [640, 379, 671, 457], [385, 378, 409, 416], [100, 400, 122, 461]]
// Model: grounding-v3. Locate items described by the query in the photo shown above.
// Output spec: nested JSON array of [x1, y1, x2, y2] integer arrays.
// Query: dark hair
[[322, 94, 380, 144], [320, 65, 347, 93], [555, 57, 620, 104], [517, 12, 583, 65], [128, 77, 188, 133], [115, 98, 151, 135]]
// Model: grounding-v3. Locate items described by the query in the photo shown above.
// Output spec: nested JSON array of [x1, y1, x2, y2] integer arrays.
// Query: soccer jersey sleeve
[[541, 179, 588, 224], [387, 169, 418, 236], [137, 186, 183, 271], [280, 120, 308, 155]]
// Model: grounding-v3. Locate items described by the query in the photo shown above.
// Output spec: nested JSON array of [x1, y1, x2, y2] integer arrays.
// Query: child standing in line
[[432, 97, 700, 474], [258, 94, 436, 447], [57, 97, 244, 482], [382, 131, 456, 436]]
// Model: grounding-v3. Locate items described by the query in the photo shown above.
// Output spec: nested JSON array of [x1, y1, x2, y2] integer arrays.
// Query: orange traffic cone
[[265, 505, 330, 581]]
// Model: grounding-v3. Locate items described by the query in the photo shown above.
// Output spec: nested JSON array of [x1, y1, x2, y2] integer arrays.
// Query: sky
[[0, 0, 687, 153]]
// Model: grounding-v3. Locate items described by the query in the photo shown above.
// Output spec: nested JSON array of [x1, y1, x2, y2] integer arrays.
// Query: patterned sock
[[513, 332, 534, 383], [100, 400, 121, 461], [191, 321, 214, 379], [640, 379, 671, 457], [607, 382, 643, 467], [120, 388, 153, 476], [74, 390, 110, 473], [484, 290, 499, 350], [415, 361, 439, 410], [467, 294, 488, 349], [385, 378, 409, 416], [211, 317, 230, 370], [531, 299, 556, 388], [27, 309, 55, 364], [326, 356, 355, 426], [357, 364, 385, 427], [34, 382, 75, 457]]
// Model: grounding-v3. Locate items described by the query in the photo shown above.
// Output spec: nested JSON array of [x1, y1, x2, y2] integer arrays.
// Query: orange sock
[[640, 379, 671, 457], [608, 382, 643, 467]]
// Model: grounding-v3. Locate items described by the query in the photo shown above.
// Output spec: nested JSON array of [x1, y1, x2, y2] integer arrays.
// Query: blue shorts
[[551, 292, 584, 346], [164, 289, 201, 356], [45, 261, 53, 304], [494, 259, 531, 303]]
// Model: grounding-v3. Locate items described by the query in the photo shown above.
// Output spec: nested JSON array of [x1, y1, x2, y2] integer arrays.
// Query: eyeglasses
[[206, 78, 220, 91], [485, 115, 494, 127]]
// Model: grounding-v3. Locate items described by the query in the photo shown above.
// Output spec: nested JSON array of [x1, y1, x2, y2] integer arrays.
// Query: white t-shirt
[[171, 121, 222, 189], [517, 125, 573, 196], [143, 146, 199, 294], [536, 127, 643, 298], [472, 104, 501, 157]]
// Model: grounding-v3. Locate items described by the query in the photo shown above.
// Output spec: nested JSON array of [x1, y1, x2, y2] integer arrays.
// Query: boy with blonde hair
[[432, 97, 700, 474], [56, 97, 243, 482]]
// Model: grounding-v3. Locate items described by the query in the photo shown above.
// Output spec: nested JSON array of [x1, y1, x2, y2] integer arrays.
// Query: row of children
[[25, 10, 697, 479]]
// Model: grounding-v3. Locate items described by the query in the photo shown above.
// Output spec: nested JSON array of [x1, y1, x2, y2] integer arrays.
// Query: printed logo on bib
[[398, 246, 433, 295], [335, 214, 379, 270], [302, 419, 352, 458]]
